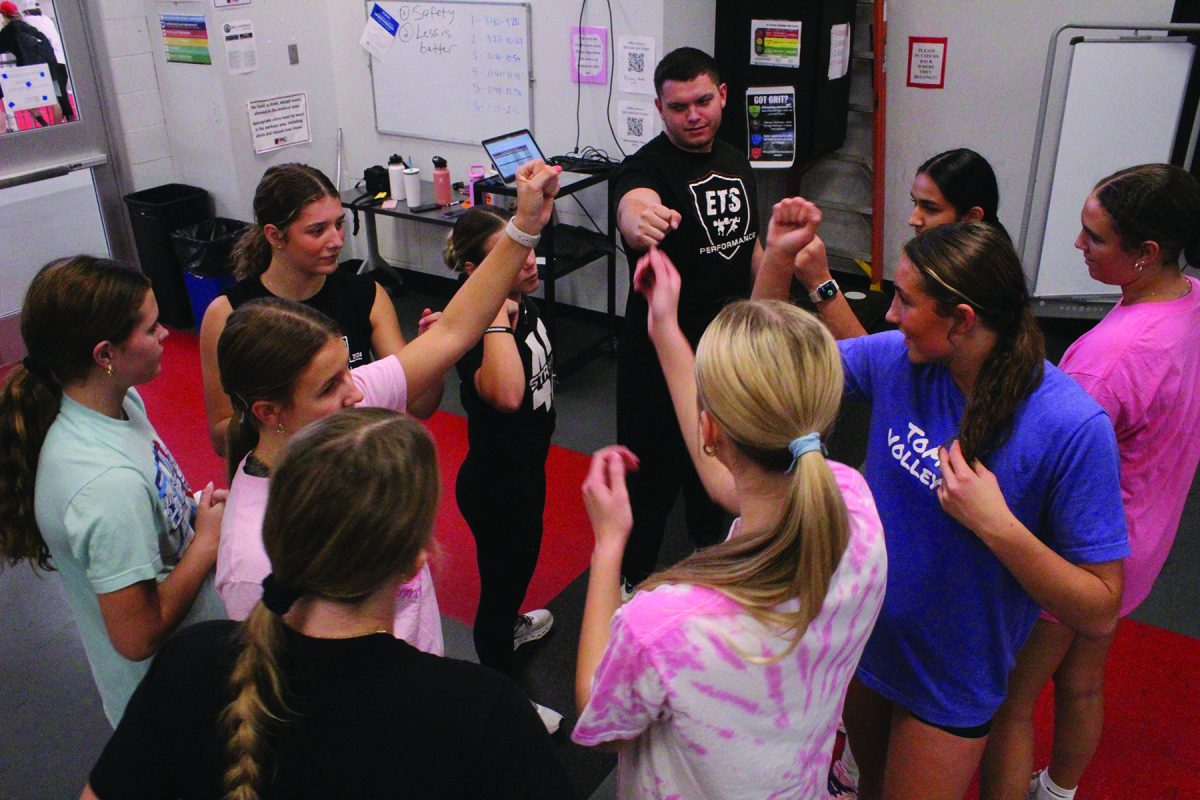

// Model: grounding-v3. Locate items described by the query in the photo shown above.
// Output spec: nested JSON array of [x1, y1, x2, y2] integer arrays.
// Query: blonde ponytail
[[641, 301, 850, 656]]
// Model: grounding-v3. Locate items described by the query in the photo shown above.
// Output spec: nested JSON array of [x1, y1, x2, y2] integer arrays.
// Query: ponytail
[[0, 365, 63, 570], [231, 226, 273, 280], [640, 301, 849, 656]]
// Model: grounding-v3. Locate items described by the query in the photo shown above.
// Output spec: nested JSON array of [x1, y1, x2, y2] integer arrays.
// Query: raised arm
[[752, 198, 866, 339], [937, 440, 1123, 637], [617, 187, 682, 251], [198, 297, 235, 456], [577, 445, 639, 712], [472, 299, 526, 413], [397, 161, 560, 400], [638, 248, 738, 512], [367, 282, 443, 419]]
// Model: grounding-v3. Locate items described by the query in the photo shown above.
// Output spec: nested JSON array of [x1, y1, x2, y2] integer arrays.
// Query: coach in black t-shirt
[[614, 47, 763, 588]]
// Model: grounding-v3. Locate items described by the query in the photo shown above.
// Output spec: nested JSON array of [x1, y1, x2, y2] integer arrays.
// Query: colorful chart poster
[[746, 86, 795, 169], [161, 14, 212, 65], [750, 20, 801, 68], [247, 92, 310, 154], [570, 26, 608, 84]]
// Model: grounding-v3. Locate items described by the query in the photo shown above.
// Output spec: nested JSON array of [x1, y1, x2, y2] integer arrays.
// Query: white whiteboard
[[368, 1, 532, 144], [1031, 39, 1195, 298]]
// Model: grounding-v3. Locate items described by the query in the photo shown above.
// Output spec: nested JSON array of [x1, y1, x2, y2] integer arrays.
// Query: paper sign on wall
[[750, 20, 801, 68], [161, 14, 212, 65], [617, 35, 654, 95], [829, 23, 850, 79], [0, 64, 55, 112], [746, 86, 795, 169], [570, 26, 608, 84], [360, 3, 398, 61], [247, 92, 310, 154], [907, 37, 947, 89], [222, 20, 256, 74], [213, 0, 250, 7], [618, 100, 655, 152]]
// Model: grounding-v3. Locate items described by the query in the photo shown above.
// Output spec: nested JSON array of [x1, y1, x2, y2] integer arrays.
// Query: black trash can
[[170, 218, 249, 325], [123, 184, 213, 327]]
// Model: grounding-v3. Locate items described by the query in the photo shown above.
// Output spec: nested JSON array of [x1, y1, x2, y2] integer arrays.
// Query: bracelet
[[484, 326, 513, 335], [505, 218, 541, 249]]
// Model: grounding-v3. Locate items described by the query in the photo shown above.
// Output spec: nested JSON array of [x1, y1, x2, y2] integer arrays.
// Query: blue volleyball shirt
[[839, 331, 1128, 727]]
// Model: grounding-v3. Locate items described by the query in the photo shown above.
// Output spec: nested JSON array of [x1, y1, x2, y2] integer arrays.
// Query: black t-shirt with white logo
[[455, 295, 556, 467], [616, 132, 759, 346]]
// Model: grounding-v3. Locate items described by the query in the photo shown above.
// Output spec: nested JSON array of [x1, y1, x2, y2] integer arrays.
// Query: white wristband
[[505, 218, 541, 249]]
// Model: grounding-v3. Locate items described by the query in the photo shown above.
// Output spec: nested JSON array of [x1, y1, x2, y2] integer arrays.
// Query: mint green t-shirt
[[34, 389, 226, 726]]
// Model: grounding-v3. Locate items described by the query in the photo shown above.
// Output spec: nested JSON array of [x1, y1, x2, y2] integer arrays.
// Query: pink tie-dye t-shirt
[[572, 461, 887, 799]]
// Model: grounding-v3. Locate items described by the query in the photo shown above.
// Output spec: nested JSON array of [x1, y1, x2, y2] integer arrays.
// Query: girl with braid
[[756, 201, 1130, 800], [83, 409, 574, 799]]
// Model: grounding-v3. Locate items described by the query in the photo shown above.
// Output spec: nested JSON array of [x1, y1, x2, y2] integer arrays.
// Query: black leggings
[[617, 344, 728, 586], [456, 455, 547, 677]]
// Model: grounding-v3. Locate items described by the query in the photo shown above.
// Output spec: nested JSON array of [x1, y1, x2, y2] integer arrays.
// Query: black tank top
[[223, 271, 377, 368]]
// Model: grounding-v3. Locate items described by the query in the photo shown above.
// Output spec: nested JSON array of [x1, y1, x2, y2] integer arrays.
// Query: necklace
[[1126, 275, 1192, 305]]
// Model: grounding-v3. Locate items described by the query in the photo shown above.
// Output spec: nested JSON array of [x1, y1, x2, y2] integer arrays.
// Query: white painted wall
[[881, 0, 1175, 280]]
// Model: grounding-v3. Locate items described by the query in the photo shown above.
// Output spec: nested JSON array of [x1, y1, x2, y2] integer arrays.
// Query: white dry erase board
[[1025, 37, 1196, 299], [368, 1, 533, 144]]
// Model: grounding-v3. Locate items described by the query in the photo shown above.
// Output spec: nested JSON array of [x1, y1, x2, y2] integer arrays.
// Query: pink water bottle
[[432, 156, 452, 206]]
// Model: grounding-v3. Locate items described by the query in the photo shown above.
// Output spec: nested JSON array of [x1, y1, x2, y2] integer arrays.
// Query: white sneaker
[[513, 609, 553, 650], [532, 701, 563, 734], [621, 578, 636, 604]]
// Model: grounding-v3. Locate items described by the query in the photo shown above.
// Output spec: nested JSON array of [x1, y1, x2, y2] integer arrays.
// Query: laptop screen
[[482, 129, 546, 183]]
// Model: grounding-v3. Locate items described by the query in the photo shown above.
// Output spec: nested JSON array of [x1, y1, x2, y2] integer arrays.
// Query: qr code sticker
[[627, 116, 644, 138], [627, 51, 645, 73]]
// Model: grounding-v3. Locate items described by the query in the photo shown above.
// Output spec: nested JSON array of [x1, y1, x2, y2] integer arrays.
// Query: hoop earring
[[104, 364, 114, 376], [1134, 259, 1145, 273], [702, 442, 717, 456], [274, 422, 286, 434]]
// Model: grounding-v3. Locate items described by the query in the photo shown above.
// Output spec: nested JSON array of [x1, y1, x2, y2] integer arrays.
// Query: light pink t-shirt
[[1058, 276, 1200, 615], [572, 462, 887, 800], [214, 356, 444, 655]]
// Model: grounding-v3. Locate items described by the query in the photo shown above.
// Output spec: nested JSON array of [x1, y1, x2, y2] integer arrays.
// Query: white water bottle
[[387, 154, 406, 201]]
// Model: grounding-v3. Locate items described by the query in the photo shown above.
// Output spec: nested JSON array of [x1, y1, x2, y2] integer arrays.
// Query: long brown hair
[[216, 298, 342, 480], [1093, 163, 1200, 269], [903, 222, 1045, 463], [232, 164, 339, 280], [221, 408, 440, 799], [0, 257, 150, 571], [641, 301, 849, 656]]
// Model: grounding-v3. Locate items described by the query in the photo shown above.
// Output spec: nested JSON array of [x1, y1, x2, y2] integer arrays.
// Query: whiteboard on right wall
[[1030, 38, 1195, 298]]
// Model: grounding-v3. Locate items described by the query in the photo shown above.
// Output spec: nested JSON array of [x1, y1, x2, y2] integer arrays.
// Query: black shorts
[[910, 710, 992, 739]]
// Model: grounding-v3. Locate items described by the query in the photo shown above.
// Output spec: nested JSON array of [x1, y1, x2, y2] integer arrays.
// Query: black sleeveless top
[[223, 271, 378, 368]]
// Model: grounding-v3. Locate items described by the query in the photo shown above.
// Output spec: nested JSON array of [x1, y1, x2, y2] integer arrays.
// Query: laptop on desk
[[481, 129, 613, 184]]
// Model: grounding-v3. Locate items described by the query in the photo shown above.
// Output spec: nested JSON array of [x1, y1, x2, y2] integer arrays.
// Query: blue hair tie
[[787, 432, 823, 473]]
